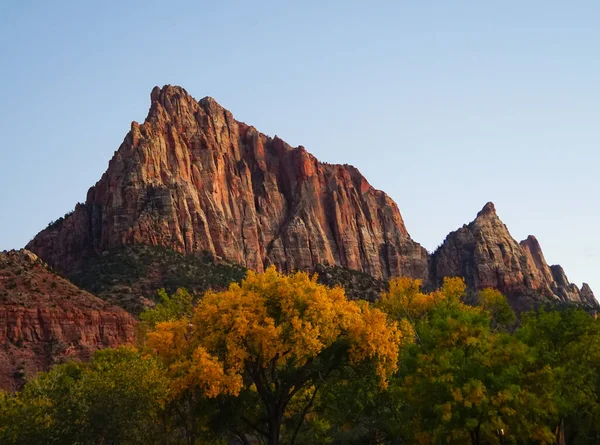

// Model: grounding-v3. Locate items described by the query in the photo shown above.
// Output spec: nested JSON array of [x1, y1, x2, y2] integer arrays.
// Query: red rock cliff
[[432, 203, 596, 308], [27, 85, 429, 282], [0, 250, 136, 390]]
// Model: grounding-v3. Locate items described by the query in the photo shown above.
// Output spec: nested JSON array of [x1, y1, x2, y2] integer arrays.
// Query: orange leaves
[[146, 319, 190, 363], [379, 276, 467, 321], [146, 266, 406, 400], [187, 347, 243, 398], [346, 303, 408, 388]]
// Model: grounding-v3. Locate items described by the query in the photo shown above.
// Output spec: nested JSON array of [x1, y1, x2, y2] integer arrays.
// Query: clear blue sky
[[1, 1, 598, 294]]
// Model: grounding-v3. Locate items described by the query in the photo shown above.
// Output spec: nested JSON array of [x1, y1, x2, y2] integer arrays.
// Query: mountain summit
[[26, 86, 595, 309], [432, 203, 596, 309], [27, 85, 429, 282]]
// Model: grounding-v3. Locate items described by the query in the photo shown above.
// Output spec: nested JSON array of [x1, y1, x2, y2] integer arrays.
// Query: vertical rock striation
[[27, 85, 429, 282], [25, 85, 596, 309]]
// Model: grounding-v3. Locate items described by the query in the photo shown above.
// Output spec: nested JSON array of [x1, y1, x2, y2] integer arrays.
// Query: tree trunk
[[470, 425, 481, 445], [267, 406, 284, 445], [556, 417, 566, 445], [268, 421, 280, 445]]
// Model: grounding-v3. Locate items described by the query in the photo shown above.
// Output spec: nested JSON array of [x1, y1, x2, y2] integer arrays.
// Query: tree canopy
[[2, 268, 600, 445], [146, 266, 409, 445]]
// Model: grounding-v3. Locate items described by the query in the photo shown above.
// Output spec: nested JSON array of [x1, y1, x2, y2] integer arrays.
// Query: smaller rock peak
[[150, 85, 161, 103], [150, 85, 192, 104], [476, 202, 497, 218], [580, 283, 598, 306], [520, 235, 541, 250], [0, 249, 41, 267], [199, 96, 227, 114], [581, 283, 595, 295], [200, 96, 218, 105]]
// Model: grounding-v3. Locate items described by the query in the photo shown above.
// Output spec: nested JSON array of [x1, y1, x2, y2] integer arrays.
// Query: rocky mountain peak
[[150, 84, 191, 103], [25, 85, 596, 311], [476, 201, 497, 218], [581, 283, 596, 305], [27, 86, 429, 282], [433, 203, 596, 309]]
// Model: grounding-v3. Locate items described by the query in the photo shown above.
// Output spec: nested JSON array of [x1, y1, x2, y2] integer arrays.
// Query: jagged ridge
[[26, 86, 596, 309], [27, 85, 430, 282], [432, 202, 596, 310]]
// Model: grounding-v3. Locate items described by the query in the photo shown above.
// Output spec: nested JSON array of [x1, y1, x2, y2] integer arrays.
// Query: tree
[[146, 266, 410, 445], [140, 287, 195, 328], [476, 287, 516, 330], [78, 347, 171, 444], [517, 308, 600, 445], [0, 347, 170, 445], [379, 277, 556, 445]]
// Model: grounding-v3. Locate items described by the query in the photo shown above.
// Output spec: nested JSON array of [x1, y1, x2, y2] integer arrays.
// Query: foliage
[[3, 269, 600, 445], [146, 266, 409, 445], [70, 245, 247, 314], [140, 287, 194, 327], [517, 308, 600, 444], [377, 276, 466, 322], [477, 287, 517, 329], [0, 347, 169, 445], [375, 277, 556, 445]]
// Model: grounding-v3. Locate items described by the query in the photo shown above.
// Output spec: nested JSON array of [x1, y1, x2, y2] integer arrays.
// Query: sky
[[0, 1, 598, 294]]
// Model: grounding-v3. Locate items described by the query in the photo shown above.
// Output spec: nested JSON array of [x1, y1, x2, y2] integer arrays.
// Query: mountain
[[432, 202, 596, 310], [26, 85, 596, 310], [26, 85, 430, 283], [0, 250, 136, 390], [69, 245, 247, 314]]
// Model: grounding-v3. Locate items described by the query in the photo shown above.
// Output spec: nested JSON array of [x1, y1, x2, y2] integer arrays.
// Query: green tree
[[517, 308, 600, 445], [0, 347, 169, 445], [379, 277, 555, 445], [140, 287, 194, 327], [477, 287, 516, 330]]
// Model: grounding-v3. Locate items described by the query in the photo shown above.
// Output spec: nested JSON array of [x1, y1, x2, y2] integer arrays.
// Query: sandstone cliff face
[[0, 250, 136, 390], [432, 203, 596, 309], [26, 85, 595, 310], [27, 85, 429, 282]]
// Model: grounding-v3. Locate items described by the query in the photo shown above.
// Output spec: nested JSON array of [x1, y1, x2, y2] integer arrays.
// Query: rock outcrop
[[580, 283, 597, 306], [432, 203, 596, 309], [0, 250, 136, 390], [25, 85, 595, 310], [27, 85, 429, 282]]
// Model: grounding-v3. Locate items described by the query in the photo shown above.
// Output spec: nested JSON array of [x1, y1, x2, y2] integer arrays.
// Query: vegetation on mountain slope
[[69, 245, 247, 314]]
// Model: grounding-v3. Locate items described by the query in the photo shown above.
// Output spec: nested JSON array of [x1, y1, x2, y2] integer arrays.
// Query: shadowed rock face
[[432, 203, 597, 308], [0, 250, 136, 390], [27, 85, 429, 282]]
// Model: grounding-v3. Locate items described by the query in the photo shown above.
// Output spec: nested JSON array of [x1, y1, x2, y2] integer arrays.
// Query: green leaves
[[140, 287, 194, 327], [0, 347, 169, 445], [517, 308, 600, 444]]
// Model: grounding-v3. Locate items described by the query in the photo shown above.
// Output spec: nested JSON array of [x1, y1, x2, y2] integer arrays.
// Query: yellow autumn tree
[[378, 276, 467, 321], [146, 266, 410, 445]]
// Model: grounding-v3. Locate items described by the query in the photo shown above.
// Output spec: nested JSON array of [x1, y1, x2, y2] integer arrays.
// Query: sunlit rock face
[[27, 85, 430, 282], [27, 86, 595, 310]]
